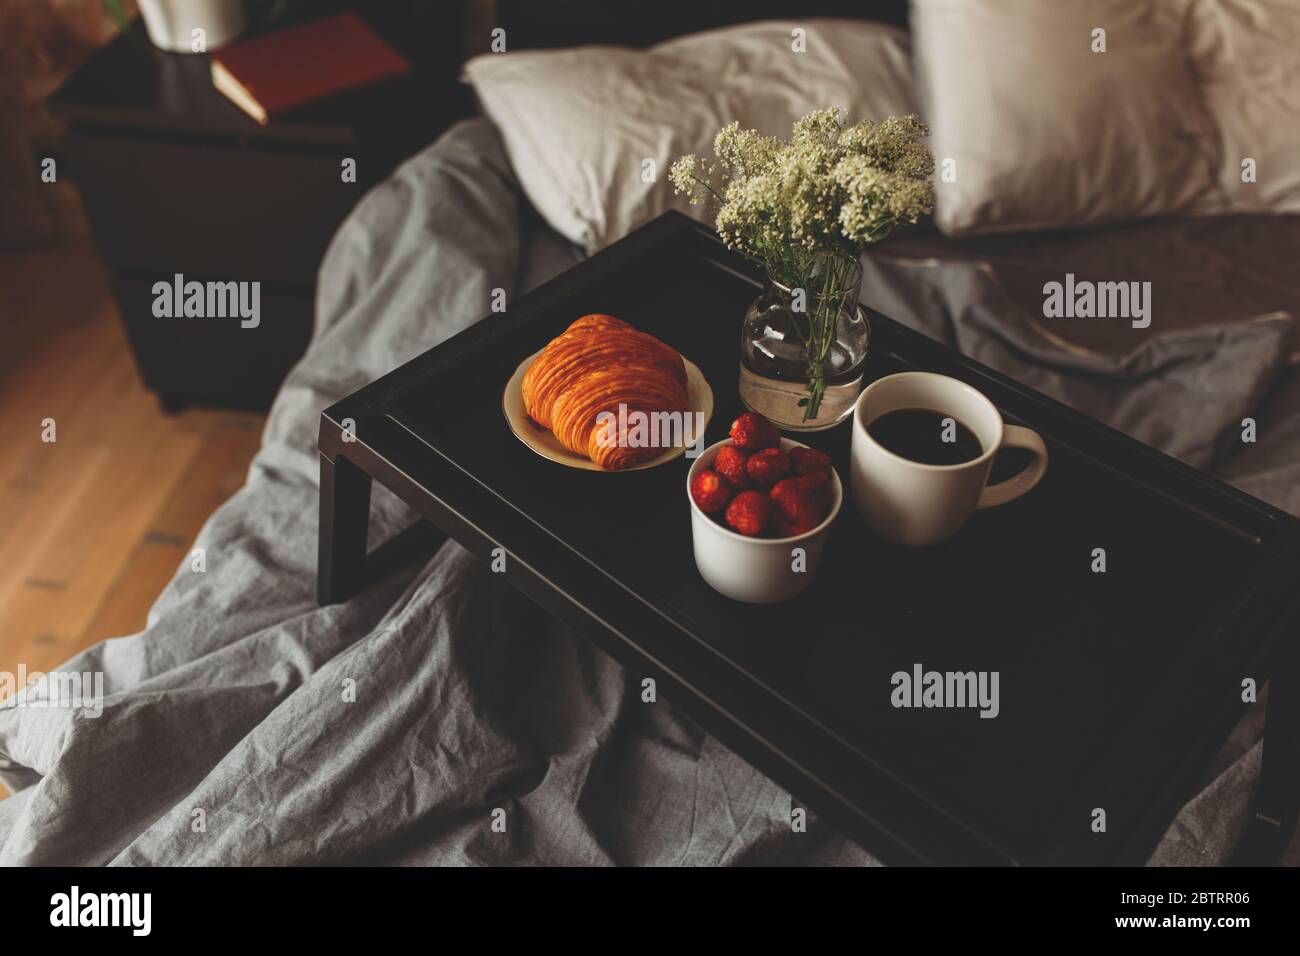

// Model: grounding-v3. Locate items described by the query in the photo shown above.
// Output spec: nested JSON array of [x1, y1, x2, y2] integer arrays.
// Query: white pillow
[[910, 0, 1222, 235], [464, 20, 918, 253], [1187, 0, 1300, 213]]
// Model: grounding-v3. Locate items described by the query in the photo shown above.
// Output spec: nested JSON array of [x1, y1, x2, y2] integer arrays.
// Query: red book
[[211, 12, 409, 124]]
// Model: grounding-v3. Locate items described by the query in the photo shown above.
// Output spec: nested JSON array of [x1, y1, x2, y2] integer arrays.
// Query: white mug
[[851, 372, 1048, 546]]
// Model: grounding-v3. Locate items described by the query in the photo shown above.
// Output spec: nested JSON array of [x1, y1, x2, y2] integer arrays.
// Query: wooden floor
[[0, 244, 265, 798]]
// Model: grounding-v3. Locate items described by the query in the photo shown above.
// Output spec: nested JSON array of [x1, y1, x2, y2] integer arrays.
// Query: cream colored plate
[[503, 349, 714, 472]]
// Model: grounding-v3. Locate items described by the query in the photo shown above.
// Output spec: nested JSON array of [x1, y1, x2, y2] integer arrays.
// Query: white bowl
[[686, 437, 843, 604]]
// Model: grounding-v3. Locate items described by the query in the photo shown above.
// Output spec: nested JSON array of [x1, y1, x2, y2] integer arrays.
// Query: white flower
[[671, 107, 935, 285]]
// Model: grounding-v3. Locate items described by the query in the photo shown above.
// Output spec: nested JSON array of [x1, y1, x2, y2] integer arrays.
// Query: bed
[[1, 0, 1297, 866]]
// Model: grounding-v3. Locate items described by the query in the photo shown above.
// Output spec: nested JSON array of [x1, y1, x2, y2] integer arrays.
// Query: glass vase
[[738, 258, 869, 431]]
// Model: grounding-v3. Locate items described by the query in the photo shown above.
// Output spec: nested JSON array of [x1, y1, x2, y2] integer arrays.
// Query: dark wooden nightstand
[[49, 3, 471, 412]]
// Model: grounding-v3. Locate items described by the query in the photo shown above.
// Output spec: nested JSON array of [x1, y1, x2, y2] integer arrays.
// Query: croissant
[[522, 314, 690, 470]]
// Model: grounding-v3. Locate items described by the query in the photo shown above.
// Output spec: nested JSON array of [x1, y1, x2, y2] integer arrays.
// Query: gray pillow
[[1188, 0, 1300, 213], [465, 20, 918, 253], [911, 0, 1221, 235]]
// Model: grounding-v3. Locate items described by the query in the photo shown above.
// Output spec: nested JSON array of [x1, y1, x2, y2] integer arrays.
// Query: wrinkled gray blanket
[[1, 119, 1296, 865]]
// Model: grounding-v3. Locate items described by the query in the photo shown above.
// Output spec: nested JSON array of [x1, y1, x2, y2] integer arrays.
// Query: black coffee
[[867, 407, 983, 465]]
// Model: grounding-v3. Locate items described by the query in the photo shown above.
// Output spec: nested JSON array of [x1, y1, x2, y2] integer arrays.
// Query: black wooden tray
[[317, 211, 1300, 865]]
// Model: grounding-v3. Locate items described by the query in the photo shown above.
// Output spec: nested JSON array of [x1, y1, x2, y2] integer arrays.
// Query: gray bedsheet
[[1, 119, 1296, 865]]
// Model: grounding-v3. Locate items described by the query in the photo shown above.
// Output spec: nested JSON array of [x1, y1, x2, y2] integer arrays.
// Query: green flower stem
[[103, 0, 131, 31], [797, 254, 853, 421]]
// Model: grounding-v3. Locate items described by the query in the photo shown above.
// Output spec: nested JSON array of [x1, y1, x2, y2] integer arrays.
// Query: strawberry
[[788, 446, 832, 477], [773, 513, 820, 537], [729, 412, 780, 451], [712, 444, 752, 490], [690, 469, 733, 513], [745, 446, 790, 489], [769, 472, 832, 534], [798, 470, 833, 511], [724, 490, 771, 537]]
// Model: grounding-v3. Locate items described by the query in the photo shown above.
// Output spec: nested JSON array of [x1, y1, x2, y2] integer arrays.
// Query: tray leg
[[318, 452, 372, 605]]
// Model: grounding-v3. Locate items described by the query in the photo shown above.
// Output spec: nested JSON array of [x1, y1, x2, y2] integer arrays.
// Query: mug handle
[[977, 425, 1049, 509]]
